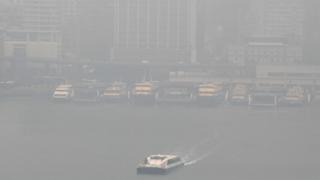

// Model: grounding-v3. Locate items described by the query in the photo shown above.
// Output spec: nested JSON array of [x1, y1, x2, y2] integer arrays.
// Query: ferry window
[[150, 156, 165, 160], [167, 158, 179, 164]]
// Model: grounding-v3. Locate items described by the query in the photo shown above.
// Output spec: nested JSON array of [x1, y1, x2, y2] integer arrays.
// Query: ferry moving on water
[[100, 82, 128, 103], [195, 83, 225, 105], [131, 82, 158, 104], [137, 154, 184, 175], [52, 84, 73, 101]]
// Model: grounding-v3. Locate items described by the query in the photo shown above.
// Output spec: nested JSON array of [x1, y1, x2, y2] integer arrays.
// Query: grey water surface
[[0, 100, 319, 180]]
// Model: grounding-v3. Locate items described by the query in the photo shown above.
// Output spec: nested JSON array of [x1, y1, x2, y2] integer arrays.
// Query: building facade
[[2, 0, 77, 61], [227, 0, 306, 65], [112, 0, 197, 63], [75, 0, 114, 61]]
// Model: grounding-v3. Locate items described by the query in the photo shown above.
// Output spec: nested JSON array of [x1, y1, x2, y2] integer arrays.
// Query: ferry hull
[[137, 164, 184, 175]]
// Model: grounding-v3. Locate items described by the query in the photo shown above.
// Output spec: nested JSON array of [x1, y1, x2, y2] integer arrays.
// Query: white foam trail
[[183, 130, 221, 166], [176, 137, 214, 161], [184, 151, 214, 166]]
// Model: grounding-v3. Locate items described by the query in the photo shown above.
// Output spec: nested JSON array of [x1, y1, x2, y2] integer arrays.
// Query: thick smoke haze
[[0, 0, 320, 180]]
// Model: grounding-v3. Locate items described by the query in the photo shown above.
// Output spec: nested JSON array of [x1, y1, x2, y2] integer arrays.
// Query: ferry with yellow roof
[[52, 84, 73, 101], [195, 83, 225, 105], [131, 81, 158, 104], [228, 84, 249, 105], [100, 82, 128, 102], [278, 86, 306, 106]]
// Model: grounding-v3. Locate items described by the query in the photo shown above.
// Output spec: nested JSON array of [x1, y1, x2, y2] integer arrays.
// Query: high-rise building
[[75, 0, 114, 61], [197, 0, 251, 63], [112, 0, 197, 63]]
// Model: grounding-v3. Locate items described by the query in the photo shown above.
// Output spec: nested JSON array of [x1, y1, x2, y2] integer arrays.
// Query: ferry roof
[[144, 154, 179, 165]]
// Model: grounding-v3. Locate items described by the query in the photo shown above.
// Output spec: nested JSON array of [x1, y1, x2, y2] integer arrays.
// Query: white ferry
[[52, 84, 73, 101], [137, 154, 184, 175]]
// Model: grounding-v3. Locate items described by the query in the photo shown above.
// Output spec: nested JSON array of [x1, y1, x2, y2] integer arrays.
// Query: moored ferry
[[131, 82, 158, 104], [195, 83, 225, 105], [52, 84, 73, 101], [100, 82, 128, 102], [137, 154, 184, 175], [228, 84, 249, 105], [278, 86, 306, 106]]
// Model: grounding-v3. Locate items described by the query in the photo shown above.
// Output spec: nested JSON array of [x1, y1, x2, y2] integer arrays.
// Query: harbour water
[[0, 99, 319, 180]]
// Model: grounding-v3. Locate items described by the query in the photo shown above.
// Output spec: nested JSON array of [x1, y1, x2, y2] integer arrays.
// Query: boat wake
[[184, 151, 214, 166], [172, 130, 221, 166]]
